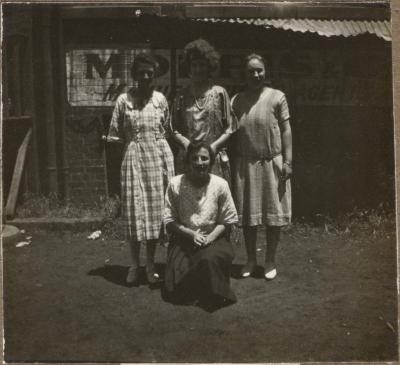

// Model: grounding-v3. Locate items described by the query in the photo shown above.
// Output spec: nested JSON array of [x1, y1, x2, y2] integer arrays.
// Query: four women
[[108, 39, 293, 308]]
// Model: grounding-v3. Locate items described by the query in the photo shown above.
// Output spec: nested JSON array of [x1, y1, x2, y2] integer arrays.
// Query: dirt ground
[[3, 221, 398, 363]]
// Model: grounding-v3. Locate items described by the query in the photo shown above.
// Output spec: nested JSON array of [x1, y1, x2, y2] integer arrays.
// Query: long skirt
[[164, 236, 237, 305]]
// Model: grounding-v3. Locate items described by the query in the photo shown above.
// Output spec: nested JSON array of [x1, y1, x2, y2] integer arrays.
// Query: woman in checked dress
[[107, 52, 174, 285]]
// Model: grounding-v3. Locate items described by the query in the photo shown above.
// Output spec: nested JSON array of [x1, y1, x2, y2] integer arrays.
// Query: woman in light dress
[[231, 53, 293, 280]]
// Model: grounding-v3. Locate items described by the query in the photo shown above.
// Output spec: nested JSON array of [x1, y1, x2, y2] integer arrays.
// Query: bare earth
[[3, 223, 398, 362]]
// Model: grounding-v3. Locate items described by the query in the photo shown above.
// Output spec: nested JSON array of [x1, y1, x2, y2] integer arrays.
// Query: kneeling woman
[[164, 142, 238, 309]]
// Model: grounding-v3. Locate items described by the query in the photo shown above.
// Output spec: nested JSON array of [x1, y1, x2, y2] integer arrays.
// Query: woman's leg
[[241, 225, 258, 277], [146, 239, 160, 283], [265, 225, 281, 278], [127, 239, 140, 284]]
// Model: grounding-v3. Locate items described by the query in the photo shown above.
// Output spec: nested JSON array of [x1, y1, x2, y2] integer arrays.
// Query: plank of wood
[[5, 128, 32, 220]]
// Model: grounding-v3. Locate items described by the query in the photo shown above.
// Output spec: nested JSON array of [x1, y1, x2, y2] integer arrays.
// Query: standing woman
[[107, 52, 175, 285], [231, 53, 293, 280], [170, 38, 237, 182]]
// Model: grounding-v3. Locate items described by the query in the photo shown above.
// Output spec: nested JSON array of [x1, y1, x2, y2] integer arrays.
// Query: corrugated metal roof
[[196, 18, 391, 41]]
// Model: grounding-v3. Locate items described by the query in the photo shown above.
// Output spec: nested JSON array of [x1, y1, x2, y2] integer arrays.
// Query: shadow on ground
[[87, 264, 166, 288], [3, 224, 398, 363]]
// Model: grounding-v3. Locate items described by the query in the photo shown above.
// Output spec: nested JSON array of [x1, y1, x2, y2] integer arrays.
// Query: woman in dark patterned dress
[[170, 38, 237, 184]]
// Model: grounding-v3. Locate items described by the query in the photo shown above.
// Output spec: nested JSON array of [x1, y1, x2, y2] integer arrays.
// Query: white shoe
[[264, 268, 277, 280]]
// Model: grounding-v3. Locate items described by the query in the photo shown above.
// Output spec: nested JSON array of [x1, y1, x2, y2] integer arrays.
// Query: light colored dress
[[108, 89, 175, 241], [170, 85, 237, 181], [231, 87, 292, 227]]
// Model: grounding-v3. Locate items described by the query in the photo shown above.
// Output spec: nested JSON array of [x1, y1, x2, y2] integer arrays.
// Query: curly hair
[[183, 38, 220, 73], [130, 52, 159, 78]]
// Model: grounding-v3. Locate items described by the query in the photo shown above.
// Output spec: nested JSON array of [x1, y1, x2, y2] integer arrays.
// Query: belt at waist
[[234, 151, 282, 161], [127, 133, 165, 143]]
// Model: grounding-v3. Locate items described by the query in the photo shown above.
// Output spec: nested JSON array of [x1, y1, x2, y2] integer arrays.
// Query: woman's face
[[189, 58, 210, 83], [188, 147, 211, 183], [245, 58, 266, 91], [134, 62, 155, 91]]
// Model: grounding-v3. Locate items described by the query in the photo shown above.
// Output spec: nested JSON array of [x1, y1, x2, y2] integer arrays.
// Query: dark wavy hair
[[185, 140, 216, 168], [130, 52, 159, 79], [184, 38, 220, 73]]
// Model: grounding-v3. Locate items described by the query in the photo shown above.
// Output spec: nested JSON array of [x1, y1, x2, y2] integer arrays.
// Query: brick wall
[[65, 108, 109, 203]]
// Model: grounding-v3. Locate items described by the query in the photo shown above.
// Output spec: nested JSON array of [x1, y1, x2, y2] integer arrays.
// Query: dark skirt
[[164, 235, 237, 306]]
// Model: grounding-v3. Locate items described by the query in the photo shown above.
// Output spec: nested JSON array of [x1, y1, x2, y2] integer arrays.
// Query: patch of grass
[[16, 193, 396, 242], [16, 193, 121, 220], [286, 203, 396, 239]]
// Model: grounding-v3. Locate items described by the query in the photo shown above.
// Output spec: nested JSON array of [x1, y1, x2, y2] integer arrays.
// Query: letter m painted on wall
[[86, 53, 123, 79]]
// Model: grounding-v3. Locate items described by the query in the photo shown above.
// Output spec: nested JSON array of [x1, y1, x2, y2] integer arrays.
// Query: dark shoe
[[146, 267, 160, 284], [126, 266, 140, 286], [240, 261, 257, 278]]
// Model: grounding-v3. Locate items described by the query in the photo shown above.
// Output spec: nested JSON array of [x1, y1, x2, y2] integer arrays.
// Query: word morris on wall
[[66, 48, 390, 107]]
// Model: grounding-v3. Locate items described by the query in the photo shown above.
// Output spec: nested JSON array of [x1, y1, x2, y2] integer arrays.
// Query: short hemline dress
[[231, 87, 292, 227], [108, 89, 175, 242]]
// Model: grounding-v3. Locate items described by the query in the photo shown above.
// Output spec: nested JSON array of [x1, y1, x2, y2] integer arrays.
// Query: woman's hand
[[209, 143, 217, 155], [203, 235, 213, 247], [182, 138, 190, 151], [281, 161, 292, 181], [193, 231, 207, 247]]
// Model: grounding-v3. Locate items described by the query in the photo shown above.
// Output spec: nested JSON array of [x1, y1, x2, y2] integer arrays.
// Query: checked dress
[[108, 89, 175, 242]]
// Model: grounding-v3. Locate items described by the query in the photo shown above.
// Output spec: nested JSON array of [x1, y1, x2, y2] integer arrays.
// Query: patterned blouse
[[164, 174, 238, 235], [170, 85, 237, 145]]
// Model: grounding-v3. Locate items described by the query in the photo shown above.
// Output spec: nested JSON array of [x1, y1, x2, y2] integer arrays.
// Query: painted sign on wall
[[176, 49, 391, 107], [66, 47, 390, 107], [66, 48, 171, 107]]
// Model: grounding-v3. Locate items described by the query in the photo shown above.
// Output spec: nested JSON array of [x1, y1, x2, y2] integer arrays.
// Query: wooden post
[[10, 40, 21, 116], [24, 7, 41, 194], [5, 128, 32, 219], [55, 8, 70, 200], [41, 8, 58, 195]]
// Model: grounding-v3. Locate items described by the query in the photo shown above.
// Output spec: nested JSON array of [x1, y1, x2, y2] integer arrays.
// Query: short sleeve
[[218, 87, 239, 135], [108, 95, 125, 141], [277, 94, 290, 124], [164, 181, 179, 225], [159, 94, 171, 138], [216, 180, 238, 225]]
